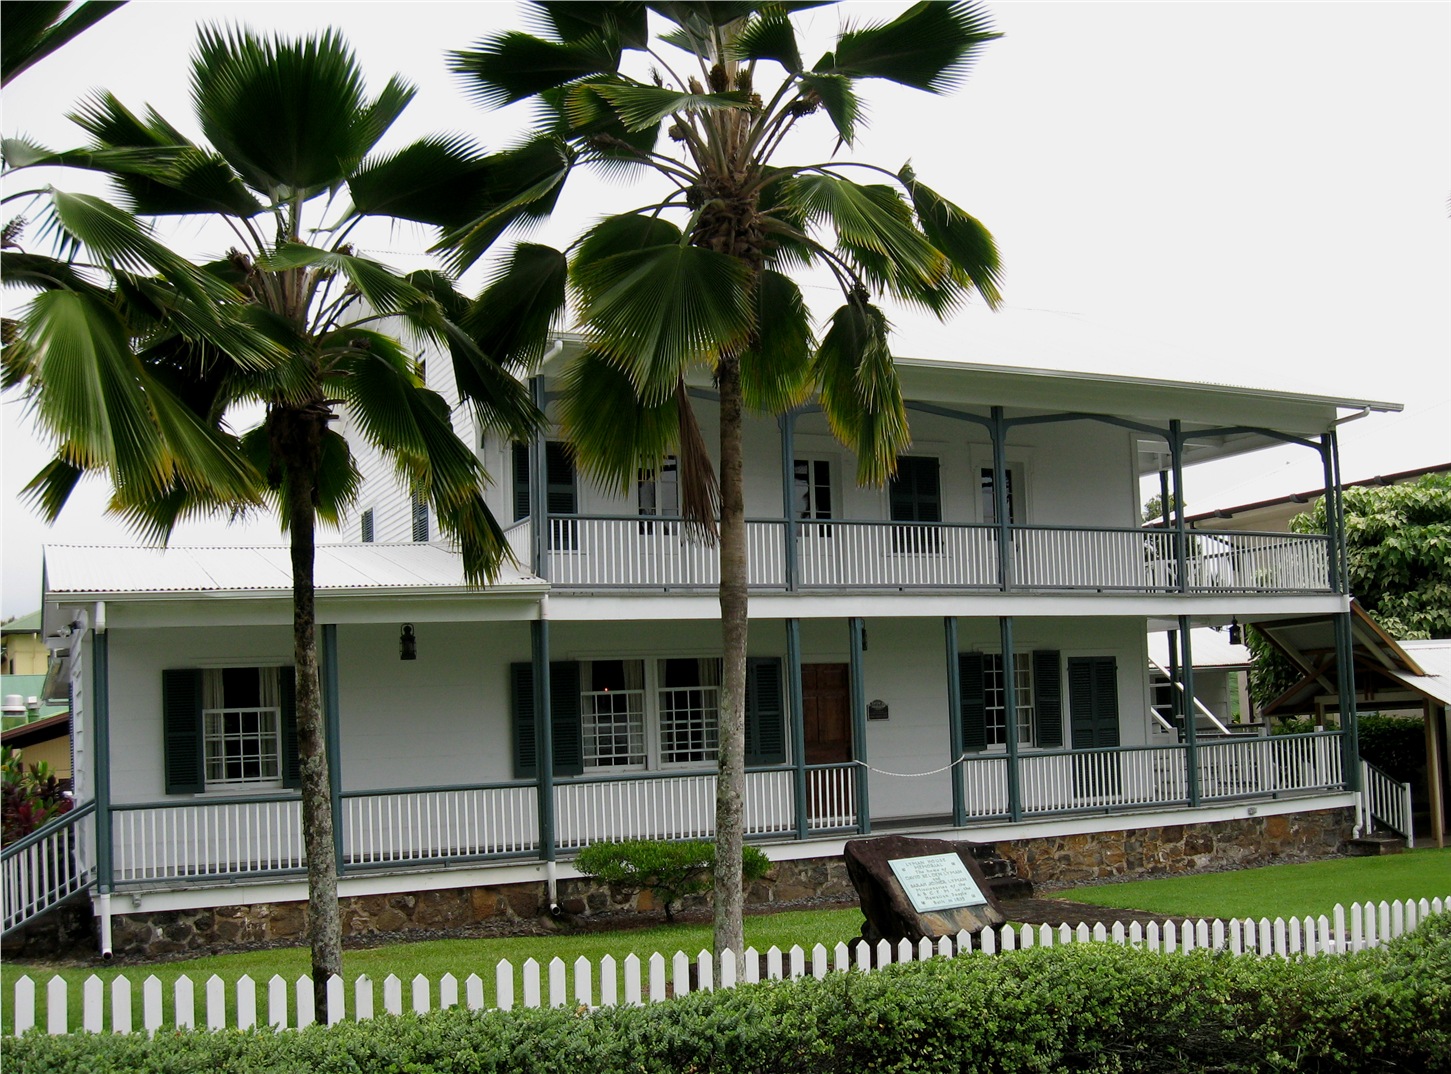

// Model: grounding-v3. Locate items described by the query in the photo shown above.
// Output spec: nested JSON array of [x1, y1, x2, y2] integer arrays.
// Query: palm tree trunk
[[713, 352, 748, 976], [286, 439, 342, 1020]]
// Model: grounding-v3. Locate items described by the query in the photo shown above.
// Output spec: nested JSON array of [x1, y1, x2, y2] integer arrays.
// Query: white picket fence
[[7, 896, 1445, 1037]]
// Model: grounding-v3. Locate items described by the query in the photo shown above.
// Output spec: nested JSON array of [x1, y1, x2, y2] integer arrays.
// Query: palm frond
[[811, 297, 909, 485], [589, 83, 752, 132], [192, 25, 412, 199], [348, 135, 493, 229], [782, 174, 945, 292], [261, 243, 427, 323], [570, 217, 755, 404], [17, 456, 84, 523], [465, 242, 569, 371], [740, 270, 813, 413], [673, 379, 720, 542], [449, 30, 622, 110], [530, 2, 650, 50], [729, 9, 803, 72], [826, 1, 999, 94], [2, 1, 125, 87], [558, 347, 680, 493], [796, 73, 863, 146], [899, 164, 1002, 309]]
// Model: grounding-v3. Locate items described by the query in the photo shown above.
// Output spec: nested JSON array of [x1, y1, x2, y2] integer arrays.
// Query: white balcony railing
[[112, 795, 304, 883], [343, 783, 539, 867], [531, 516, 1332, 594]]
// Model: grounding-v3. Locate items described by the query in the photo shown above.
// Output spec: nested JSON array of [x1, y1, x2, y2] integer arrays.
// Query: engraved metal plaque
[[888, 853, 988, 913]]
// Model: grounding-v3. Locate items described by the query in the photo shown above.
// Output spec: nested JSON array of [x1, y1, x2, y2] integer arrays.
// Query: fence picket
[[697, 950, 714, 992], [14, 977, 35, 1036], [411, 973, 429, 1015], [295, 976, 314, 1028], [623, 953, 642, 1005], [522, 959, 540, 1009], [1145, 922, 1160, 954], [83, 975, 103, 1033], [206, 975, 226, 1030], [673, 951, 690, 997], [46, 975, 66, 1036], [980, 928, 996, 954], [1379, 900, 1391, 943], [834, 941, 851, 972], [719, 948, 737, 989], [648, 953, 667, 1001], [1075, 923, 1090, 945], [267, 975, 287, 1029], [600, 956, 618, 1007], [576, 957, 594, 1008], [383, 973, 403, 1017], [792, 945, 808, 979], [956, 929, 972, 954], [746, 946, 762, 984], [237, 975, 256, 1031], [549, 957, 567, 1008], [177, 975, 196, 1031], [495, 961, 514, 1011], [327, 975, 346, 1023], [937, 936, 953, 959], [112, 977, 132, 1035], [1128, 921, 1142, 947]]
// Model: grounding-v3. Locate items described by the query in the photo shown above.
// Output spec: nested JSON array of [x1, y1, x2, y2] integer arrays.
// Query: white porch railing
[[545, 517, 787, 589], [112, 797, 304, 883], [534, 515, 1332, 594], [958, 731, 1344, 819], [806, 764, 857, 831], [796, 521, 999, 589], [1358, 761, 1415, 846], [1, 804, 96, 935], [553, 768, 800, 850], [343, 783, 540, 867]]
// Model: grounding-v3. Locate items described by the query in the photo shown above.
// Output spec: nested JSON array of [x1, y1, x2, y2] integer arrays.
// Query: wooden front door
[[803, 663, 852, 822]]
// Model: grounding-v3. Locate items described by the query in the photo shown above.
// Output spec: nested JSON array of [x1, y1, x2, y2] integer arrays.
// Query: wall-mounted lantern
[[400, 624, 418, 661]]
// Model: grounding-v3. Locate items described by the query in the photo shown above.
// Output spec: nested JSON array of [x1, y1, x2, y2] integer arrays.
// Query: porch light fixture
[[399, 624, 417, 661], [1227, 618, 1242, 646]]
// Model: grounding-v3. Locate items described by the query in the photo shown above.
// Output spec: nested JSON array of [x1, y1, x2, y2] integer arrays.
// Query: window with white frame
[[638, 456, 680, 533], [581, 659, 646, 768], [983, 652, 1034, 747], [657, 658, 721, 765], [203, 667, 283, 786], [1150, 671, 1177, 731]]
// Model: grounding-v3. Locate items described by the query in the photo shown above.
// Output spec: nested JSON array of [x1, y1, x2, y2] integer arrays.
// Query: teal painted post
[[93, 630, 113, 895], [1000, 616, 1023, 822], [1167, 629, 1181, 728], [991, 406, 1012, 590], [945, 617, 965, 827], [321, 624, 344, 875], [786, 619, 808, 840], [1179, 615, 1200, 807], [529, 377, 548, 579], [779, 412, 799, 591], [1320, 436, 1340, 592], [532, 619, 555, 862], [1336, 612, 1361, 792], [1330, 431, 1350, 593], [849, 617, 870, 833], [1170, 421, 1188, 592]]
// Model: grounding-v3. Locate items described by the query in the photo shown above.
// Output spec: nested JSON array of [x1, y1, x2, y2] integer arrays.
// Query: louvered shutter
[[1032, 650, 1063, 749], [1093, 658, 1121, 748], [511, 662, 537, 778], [958, 652, 987, 752], [162, 668, 204, 794], [745, 657, 786, 766], [1068, 656, 1120, 749], [512, 443, 530, 521], [511, 661, 582, 777]]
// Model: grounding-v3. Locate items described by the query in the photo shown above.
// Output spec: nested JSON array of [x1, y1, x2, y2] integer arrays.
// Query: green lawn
[[1057, 846, 1451, 920]]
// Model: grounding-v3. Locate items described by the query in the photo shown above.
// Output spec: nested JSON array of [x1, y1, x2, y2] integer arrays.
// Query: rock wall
[[13, 808, 1351, 959]]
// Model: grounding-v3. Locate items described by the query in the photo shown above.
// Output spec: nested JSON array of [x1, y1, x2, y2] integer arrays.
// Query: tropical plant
[[1, 1, 127, 87], [425, 1, 1002, 966], [2, 26, 538, 1016], [575, 838, 771, 921], [1, 745, 73, 844]]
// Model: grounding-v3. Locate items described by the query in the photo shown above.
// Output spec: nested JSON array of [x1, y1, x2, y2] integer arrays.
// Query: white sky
[[3, 0, 1449, 616]]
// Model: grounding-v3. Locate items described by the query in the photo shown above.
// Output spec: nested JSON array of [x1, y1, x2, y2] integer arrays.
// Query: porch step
[[1346, 834, 1407, 856]]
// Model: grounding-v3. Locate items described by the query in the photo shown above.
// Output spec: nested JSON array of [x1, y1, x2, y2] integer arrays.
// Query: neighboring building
[[2, 611, 48, 676], [11, 344, 1405, 953], [1, 712, 73, 787], [1184, 462, 1451, 534]]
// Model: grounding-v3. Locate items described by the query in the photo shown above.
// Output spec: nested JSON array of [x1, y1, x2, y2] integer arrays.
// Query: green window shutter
[[1068, 656, 1120, 749], [745, 657, 786, 766], [550, 662, 583, 777], [512, 442, 531, 522], [511, 661, 583, 777], [511, 662, 537, 778], [1032, 650, 1063, 749], [958, 652, 987, 752], [162, 668, 204, 795], [1093, 658, 1121, 748], [545, 442, 577, 514], [279, 667, 300, 789]]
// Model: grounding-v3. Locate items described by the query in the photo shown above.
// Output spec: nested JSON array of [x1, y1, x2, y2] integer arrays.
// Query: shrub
[[1357, 714, 1426, 783], [1, 746, 72, 845], [574, 839, 771, 921]]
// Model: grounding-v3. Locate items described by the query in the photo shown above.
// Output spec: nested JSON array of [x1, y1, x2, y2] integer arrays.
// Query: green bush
[[9, 914, 1449, 1073], [574, 838, 771, 921], [1358, 714, 1426, 783]]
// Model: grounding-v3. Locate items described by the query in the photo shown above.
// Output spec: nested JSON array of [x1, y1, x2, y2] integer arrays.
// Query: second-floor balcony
[[526, 515, 1332, 595]]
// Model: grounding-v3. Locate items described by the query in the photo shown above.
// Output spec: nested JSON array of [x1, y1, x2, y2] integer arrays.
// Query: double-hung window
[[982, 652, 1035, 747], [658, 658, 721, 765], [581, 659, 646, 768], [203, 667, 283, 786], [638, 457, 680, 534]]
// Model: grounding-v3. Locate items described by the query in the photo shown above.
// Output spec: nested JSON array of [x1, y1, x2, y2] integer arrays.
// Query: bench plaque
[[889, 853, 989, 913]]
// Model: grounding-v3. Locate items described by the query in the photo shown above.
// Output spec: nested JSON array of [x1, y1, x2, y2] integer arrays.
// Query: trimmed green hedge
[[10, 914, 1449, 1073]]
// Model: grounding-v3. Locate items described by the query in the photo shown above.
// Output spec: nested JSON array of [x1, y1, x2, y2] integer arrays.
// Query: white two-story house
[[7, 340, 1402, 954]]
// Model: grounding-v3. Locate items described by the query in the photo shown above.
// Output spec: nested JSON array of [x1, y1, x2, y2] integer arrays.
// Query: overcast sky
[[3, 0, 1448, 617]]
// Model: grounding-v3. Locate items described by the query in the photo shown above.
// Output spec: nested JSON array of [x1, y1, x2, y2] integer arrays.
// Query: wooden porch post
[[321, 624, 344, 875], [945, 617, 965, 827], [779, 411, 799, 592], [532, 617, 556, 863], [1319, 435, 1340, 592], [1179, 615, 1200, 807], [1000, 616, 1023, 822], [849, 617, 870, 833], [785, 618, 808, 841], [528, 376, 549, 580], [1169, 421, 1188, 593], [1425, 701, 1446, 849], [92, 627, 114, 899]]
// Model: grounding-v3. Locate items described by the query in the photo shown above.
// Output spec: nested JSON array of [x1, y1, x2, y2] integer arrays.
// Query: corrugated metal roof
[[1148, 628, 1250, 671], [1398, 641, 1451, 707], [43, 544, 545, 598]]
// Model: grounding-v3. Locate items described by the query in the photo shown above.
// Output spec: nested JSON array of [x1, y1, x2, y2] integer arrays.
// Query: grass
[[5, 848, 1448, 1033], [1057, 846, 1451, 920]]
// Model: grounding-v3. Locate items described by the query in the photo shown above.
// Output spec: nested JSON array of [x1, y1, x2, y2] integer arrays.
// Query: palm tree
[[2, 1, 127, 87], [2, 26, 538, 1014], [433, 1, 1003, 966]]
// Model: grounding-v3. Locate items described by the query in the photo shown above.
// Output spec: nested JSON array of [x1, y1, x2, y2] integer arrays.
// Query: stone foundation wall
[[13, 808, 1352, 959]]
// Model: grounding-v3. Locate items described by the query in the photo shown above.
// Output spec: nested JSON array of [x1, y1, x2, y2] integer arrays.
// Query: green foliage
[[1246, 624, 1304, 713], [1358, 714, 1427, 783], [574, 839, 770, 921], [1292, 473, 1451, 639], [9, 914, 1450, 1073], [1, 745, 72, 844]]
